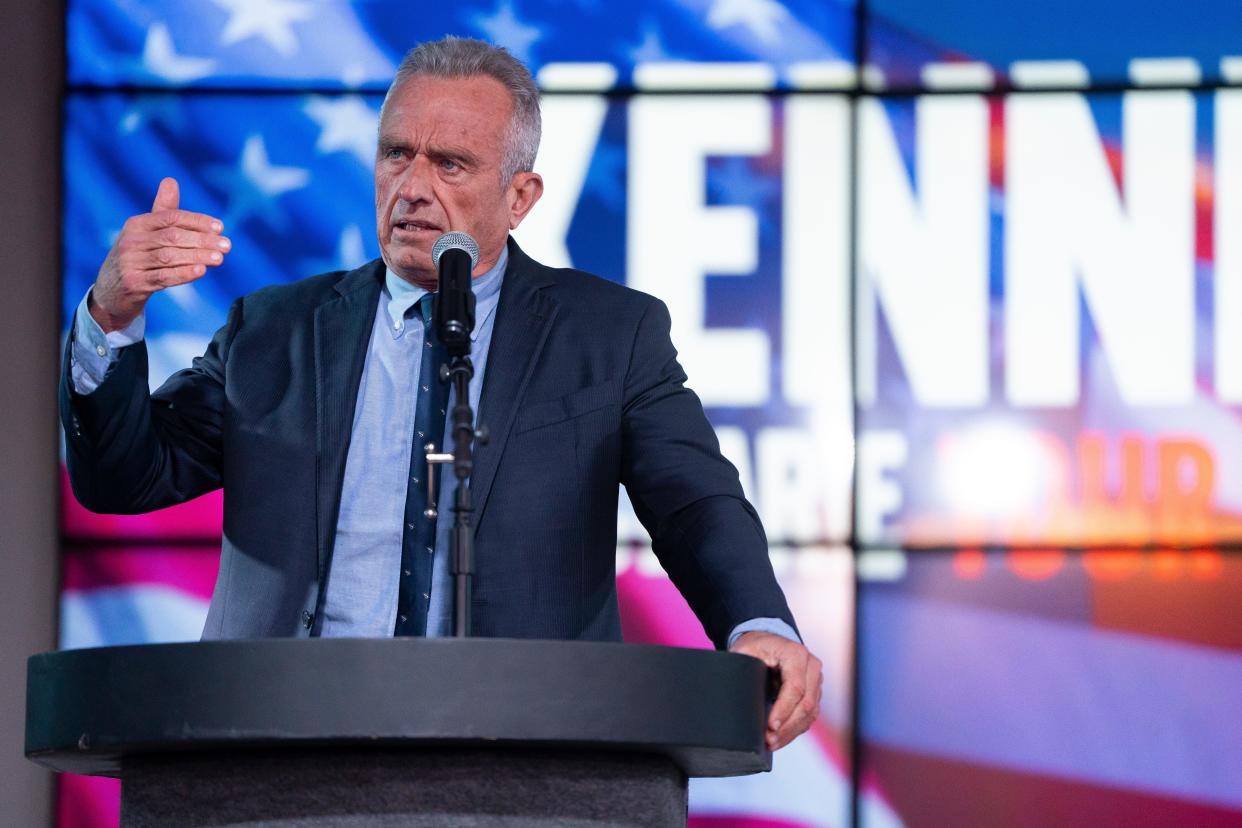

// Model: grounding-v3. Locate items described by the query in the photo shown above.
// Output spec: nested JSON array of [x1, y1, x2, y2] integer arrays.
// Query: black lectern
[[26, 638, 772, 827]]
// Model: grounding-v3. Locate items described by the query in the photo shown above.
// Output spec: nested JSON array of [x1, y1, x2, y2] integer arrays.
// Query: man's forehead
[[383, 74, 513, 122]]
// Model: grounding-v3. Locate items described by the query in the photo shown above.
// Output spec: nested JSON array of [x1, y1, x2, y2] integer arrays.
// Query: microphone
[[431, 231, 479, 357]]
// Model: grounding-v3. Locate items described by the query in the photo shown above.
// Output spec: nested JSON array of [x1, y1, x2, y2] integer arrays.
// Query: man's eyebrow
[[378, 136, 411, 152], [427, 144, 482, 167]]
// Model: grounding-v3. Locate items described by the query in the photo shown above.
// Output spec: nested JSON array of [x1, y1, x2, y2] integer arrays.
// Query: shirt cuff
[[727, 617, 802, 650], [70, 288, 145, 394]]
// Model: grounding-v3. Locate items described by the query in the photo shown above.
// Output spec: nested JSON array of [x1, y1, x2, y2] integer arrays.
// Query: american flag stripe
[[861, 591, 1242, 810], [866, 744, 1242, 828]]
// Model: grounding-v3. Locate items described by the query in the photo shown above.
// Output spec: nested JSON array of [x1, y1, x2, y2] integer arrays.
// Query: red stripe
[[866, 743, 1242, 828], [690, 818, 815, 828], [1091, 551, 1242, 653], [61, 466, 223, 541], [617, 560, 715, 650], [61, 546, 220, 601], [56, 774, 118, 828]]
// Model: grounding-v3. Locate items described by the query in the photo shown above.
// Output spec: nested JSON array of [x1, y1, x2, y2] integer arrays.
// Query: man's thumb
[[152, 177, 179, 213]]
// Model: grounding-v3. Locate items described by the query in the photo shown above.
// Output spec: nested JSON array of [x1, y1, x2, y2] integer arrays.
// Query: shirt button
[[301, 610, 313, 629], [407, 522, 415, 530], [95, 344, 107, 357], [422, 593, 429, 600], [403, 569, 411, 576]]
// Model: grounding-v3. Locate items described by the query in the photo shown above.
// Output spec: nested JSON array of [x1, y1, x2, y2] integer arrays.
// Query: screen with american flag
[[60, 1, 1242, 826]]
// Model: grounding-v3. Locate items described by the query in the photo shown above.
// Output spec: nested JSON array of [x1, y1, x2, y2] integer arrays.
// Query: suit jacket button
[[301, 610, 313, 629]]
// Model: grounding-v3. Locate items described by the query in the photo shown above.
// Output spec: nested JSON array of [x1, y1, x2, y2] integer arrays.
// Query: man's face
[[375, 73, 539, 288]]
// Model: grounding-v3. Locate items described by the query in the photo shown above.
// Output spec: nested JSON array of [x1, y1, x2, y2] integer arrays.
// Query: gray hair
[[381, 37, 541, 185]]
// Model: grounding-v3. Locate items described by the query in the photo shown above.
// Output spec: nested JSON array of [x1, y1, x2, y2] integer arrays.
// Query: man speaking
[[61, 36, 822, 752]]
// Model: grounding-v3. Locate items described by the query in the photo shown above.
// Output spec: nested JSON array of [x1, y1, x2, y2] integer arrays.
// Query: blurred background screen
[[59, 1, 1242, 826]]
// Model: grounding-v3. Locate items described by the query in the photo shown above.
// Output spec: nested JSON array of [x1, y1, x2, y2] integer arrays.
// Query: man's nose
[[395, 155, 435, 205]]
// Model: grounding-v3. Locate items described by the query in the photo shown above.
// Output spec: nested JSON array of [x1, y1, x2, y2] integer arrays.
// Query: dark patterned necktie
[[394, 294, 450, 636]]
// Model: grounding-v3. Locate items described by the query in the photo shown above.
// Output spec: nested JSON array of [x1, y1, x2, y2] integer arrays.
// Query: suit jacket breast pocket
[[514, 380, 618, 434]]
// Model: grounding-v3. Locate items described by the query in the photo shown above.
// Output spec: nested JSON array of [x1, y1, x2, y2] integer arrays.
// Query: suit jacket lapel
[[313, 260, 383, 581], [470, 239, 559, 532]]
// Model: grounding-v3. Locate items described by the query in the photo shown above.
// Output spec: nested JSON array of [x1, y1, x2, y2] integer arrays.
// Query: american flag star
[[304, 95, 379, 167], [470, 0, 542, 65], [205, 134, 309, 229], [141, 22, 216, 83], [212, 0, 314, 58], [706, 0, 792, 46]]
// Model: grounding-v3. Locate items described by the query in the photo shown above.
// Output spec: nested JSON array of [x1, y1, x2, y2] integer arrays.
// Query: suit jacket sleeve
[[60, 299, 242, 514], [619, 296, 798, 649]]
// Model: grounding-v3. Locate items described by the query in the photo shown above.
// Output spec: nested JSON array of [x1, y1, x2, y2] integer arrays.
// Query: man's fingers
[[766, 668, 806, 737], [730, 633, 824, 751], [760, 648, 824, 751], [774, 684, 820, 747], [136, 208, 224, 235], [152, 177, 180, 213], [133, 208, 224, 235], [771, 690, 817, 749], [769, 689, 809, 749], [132, 227, 232, 253], [141, 246, 225, 270], [151, 263, 209, 288], [772, 710, 813, 750]]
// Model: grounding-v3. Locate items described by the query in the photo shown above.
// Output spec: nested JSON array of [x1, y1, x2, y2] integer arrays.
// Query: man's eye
[[441, 158, 459, 171], [383, 147, 402, 159]]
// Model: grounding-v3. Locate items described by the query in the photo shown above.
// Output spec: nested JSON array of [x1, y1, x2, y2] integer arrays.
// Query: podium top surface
[[26, 638, 773, 778]]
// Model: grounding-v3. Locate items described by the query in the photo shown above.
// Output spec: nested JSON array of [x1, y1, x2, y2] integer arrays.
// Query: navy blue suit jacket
[[61, 238, 796, 648]]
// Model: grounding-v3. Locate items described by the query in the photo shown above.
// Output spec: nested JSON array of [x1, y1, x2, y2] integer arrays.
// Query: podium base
[[120, 748, 688, 827]]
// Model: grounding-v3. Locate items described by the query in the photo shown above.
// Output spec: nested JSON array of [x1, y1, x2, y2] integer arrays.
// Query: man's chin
[[380, 243, 435, 284], [388, 259, 437, 288]]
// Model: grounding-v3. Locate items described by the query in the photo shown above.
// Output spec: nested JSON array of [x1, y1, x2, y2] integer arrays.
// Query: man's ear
[[507, 172, 544, 229]]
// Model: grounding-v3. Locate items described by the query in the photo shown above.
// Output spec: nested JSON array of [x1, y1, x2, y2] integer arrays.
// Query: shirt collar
[[384, 244, 508, 341]]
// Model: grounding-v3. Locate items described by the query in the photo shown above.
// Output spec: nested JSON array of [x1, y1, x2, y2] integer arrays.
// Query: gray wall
[[0, 1, 63, 825]]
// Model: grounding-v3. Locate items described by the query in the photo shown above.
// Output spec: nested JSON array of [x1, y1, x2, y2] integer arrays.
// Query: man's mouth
[[392, 220, 441, 234]]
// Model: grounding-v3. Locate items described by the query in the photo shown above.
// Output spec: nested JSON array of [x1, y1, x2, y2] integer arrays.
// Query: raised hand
[[89, 177, 231, 332]]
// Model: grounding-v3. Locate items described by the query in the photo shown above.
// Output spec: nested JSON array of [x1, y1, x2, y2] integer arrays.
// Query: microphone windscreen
[[432, 231, 480, 270]]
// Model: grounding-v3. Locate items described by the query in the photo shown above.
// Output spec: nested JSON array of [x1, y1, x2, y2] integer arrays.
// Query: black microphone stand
[[426, 235, 485, 638], [439, 353, 485, 637]]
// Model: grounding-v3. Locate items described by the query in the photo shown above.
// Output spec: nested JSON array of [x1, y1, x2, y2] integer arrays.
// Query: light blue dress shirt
[[320, 248, 507, 637], [70, 251, 797, 647]]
